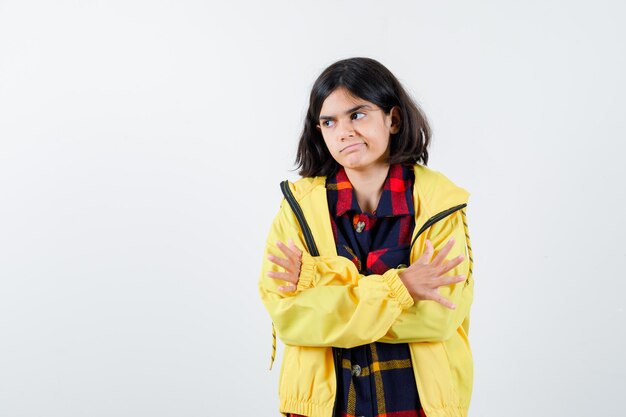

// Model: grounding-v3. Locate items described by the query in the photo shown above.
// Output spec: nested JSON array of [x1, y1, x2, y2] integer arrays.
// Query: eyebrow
[[319, 104, 373, 121]]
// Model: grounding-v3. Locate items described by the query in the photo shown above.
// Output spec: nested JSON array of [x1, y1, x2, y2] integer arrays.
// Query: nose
[[337, 118, 355, 141]]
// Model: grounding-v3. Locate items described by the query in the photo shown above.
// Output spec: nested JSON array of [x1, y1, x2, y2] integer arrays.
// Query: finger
[[288, 240, 303, 269], [431, 237, 456, 266], [267, 254, 295, 272], [276, 240, 298, 260], [277, 241, 300, 270], [288, 239, 303, 257], [437, 275, 466, 287], [431, 292, 457, 310], [267, 270, 297, 284], [440, 254, 465, 274], [274, 242, 302, 273], [416, 239, 434, 264], [278, 283, 297, 292]]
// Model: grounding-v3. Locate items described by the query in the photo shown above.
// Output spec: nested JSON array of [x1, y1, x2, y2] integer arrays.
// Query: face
[[317, 87, 401, 173]]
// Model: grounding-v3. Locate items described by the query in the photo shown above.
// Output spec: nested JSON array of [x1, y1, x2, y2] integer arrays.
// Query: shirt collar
[[326, 163, 415, 218]]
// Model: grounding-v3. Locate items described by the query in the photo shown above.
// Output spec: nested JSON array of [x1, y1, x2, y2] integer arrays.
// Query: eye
[[351, 112, 365, 120], [321, 120, 334, 128]]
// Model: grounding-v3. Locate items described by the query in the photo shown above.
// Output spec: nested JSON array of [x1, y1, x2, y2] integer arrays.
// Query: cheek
[[368, 128, 388, 145], [320, 136, 337, 155]]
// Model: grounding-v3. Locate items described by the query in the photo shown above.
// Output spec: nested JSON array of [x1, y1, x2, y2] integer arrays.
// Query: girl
[[259, 57, 474, 417]]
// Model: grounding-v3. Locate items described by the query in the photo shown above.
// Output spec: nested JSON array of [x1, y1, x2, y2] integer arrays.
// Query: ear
[[316, 124, 321, 131], [389, 106, 402, 134]]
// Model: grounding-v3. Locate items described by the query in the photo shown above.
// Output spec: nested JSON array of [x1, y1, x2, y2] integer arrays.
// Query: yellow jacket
[[259, 164, 474, 417]]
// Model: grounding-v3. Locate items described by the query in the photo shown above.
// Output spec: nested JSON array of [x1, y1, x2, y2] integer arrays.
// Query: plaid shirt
[[289, 163, 425, 417]]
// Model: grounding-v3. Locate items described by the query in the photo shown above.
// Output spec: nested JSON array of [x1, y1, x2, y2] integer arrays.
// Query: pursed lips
[[340, 142, 365, 153]]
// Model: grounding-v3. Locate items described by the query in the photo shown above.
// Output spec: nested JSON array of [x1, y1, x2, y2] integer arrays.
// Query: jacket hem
[[422, 406, 469, 417], [280, 398, 335, 417]]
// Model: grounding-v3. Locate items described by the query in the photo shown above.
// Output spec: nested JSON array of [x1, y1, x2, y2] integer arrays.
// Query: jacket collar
[[288, 164, 469, 217], [285, 164, 470, 257], [326, 163, 415, 218]]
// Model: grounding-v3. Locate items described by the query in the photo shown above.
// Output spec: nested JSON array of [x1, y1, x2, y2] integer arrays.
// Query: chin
[[343, 162, 371, 171], [340, 158, 364, 168]]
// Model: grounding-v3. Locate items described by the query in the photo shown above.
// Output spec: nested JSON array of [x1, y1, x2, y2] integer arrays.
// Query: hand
[[266, 239, 303, 292], [398, 237, 466, 309]]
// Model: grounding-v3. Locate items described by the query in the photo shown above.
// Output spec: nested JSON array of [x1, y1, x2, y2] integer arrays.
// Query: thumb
[[288, 238, 302, 256], [416, 239, 434, 264]]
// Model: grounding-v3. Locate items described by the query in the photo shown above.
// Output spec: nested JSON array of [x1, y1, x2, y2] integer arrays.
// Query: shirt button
[[351, 364, 361, 377], [355, 221, 365, 233]]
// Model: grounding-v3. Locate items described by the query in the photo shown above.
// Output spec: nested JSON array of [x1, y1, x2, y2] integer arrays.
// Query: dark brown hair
[[295, 57, 431, 177]]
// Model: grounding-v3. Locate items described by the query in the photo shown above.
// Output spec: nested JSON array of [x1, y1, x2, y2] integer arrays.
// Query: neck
[[344, 163, 390, 214]]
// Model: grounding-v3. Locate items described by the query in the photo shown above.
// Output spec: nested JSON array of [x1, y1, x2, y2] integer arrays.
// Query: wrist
[[296, 251, 315, 290], [382, 269, 414, 309]]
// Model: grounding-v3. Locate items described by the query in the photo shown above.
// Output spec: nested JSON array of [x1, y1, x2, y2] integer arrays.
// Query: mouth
[[340, 142, 365, 153]]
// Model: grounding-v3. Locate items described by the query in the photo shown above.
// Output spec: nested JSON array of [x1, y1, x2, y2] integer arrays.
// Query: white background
[[1, 1, 625, 416]]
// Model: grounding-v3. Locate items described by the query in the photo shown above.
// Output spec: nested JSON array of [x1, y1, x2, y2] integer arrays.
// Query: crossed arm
[[258, 201, 473, 348]]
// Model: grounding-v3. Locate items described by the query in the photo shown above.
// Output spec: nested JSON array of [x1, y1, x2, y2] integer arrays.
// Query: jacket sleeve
[[258, 199, 415, 348], [378, 208, 474, 343]]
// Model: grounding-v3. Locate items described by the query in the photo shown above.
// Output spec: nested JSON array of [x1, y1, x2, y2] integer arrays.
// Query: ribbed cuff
[[296, 251, 316, 291], [382, 268, 414, 309]]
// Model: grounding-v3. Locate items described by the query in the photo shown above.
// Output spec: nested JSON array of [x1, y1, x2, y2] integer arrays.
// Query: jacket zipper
[[409, 203, 467, 252], [280, 180, 320, 256]]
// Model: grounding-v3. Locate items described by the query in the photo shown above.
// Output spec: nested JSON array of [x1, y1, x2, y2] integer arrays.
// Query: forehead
[[319, 87, 373, 114]]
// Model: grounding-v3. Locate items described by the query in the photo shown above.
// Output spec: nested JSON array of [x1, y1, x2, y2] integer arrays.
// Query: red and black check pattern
[[289, 163, 423, 417], [327, 163, 415, 276]]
